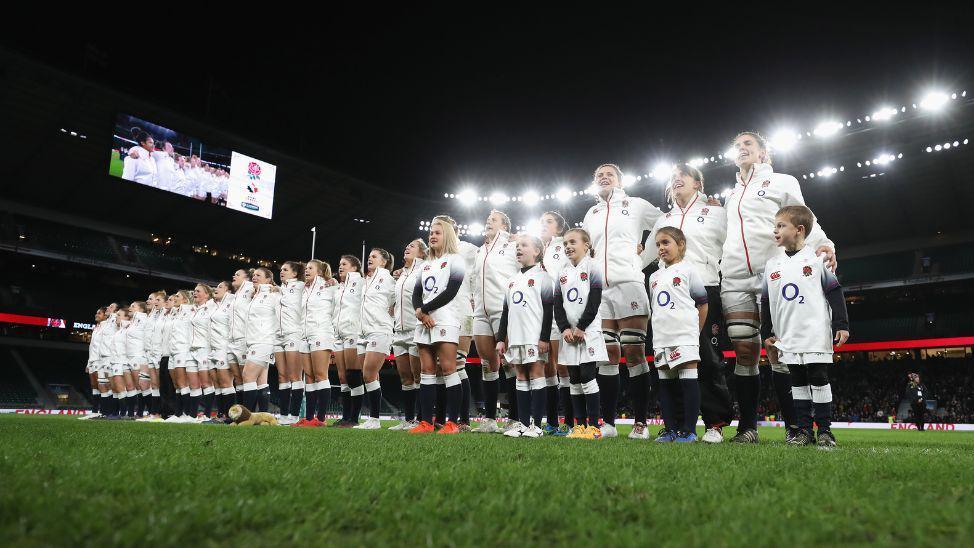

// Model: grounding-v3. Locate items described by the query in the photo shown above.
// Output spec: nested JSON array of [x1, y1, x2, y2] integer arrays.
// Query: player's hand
[[636, 243, 645, 255], [392, 268, 403, 279], [817, 245, 837, 272], [422, 315, 437, 329], [539, 341, 550, 355], [764, 336, 777, 346], [562, 329, 575, 343], [496, 341, 507, 355], [128, 149, 140, 159], [834, 330, 849, 347], [571, 327, 585, 342], [324, 278, 338, 287], [706, 195, 722, 206]]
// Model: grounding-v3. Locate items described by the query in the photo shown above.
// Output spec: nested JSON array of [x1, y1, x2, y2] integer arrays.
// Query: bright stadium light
[[622, 174, 637, 187], [770, 129, 799, 153], [489, 192, 508, 205], [522, 220, 542, 237], [724, 146, 737, 161], [522, 190, 540, 207], [456, 188, 477, 206], [652, 162, 672, 181], [688, 158, 705, 168], [468, 222, 484, 235], [871, 106, 898, 121], [813, 120, 843, 138], [555, 187, 572, 203], [920, 91, 950, 111]]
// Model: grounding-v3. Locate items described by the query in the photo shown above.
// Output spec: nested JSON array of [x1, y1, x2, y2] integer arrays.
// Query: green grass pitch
[[1, 415, 972, 546]]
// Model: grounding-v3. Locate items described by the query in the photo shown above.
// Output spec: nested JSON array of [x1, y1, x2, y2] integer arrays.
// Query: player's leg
[[409, 344, 437, 433], [619, 315, 650, 440], [346, 347, 366, 425], [808, 361, 836, 447], [676, 358, 701, 442], [285, 350, 305, 421], [566, 364, 586, 433], [557, 361, 574, 434], [786, 362, 812, 445], [722, 287, 761, 443], [543, 340, 560, 433], [273, 350, 291, 419], [698, 285, 734, 443], [311, 350, 332, 423], [474, 333, 501, 429], [457, 335, 472, 428], [599, 318, 621, 437], [332, 342, 349, 426], [766, 342, 798, 441], [393, 352, 416, 428], [358, 346, 386, 429], [256, 365, 270, 412]]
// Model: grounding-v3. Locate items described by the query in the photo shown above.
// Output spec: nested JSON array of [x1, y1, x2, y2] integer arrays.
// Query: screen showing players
[[109, 113, 276, 219]]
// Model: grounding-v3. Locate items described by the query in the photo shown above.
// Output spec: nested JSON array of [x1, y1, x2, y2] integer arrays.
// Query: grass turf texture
[[1, 416, 972, 547]]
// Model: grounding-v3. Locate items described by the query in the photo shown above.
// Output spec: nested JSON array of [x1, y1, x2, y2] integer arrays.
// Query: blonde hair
[[409, 238, 429, 259], [176, 290, 192, 304], [195, 283, 215, 301], [488, 209, 511, 233], [518, 234, 545, 266], [429, 218, 460, 259], [306, 259, 333, 280]]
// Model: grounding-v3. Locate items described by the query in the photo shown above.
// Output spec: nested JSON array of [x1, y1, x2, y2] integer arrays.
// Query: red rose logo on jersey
[[701, 208, 709, 215], [672, 277, 681, 286], [651, 281, 657, 289], [440, 262, 447, 269], [528, 348, 536, 357], [803, 265, 813, 277], [588, 347, 595, 356], [669, 349, 682, 360], [622, 200, 629, 208], [555, 246, 561, 252], [439, 329, 446, 336], [665, 212, 672, 219], [527, 279, 535, 287], [509, 282, 515, 288], [370, 340, 377, 347], [247, 162, 262, 180], [560, 276, 568, 285], [770, 271, 781, 281], [761, 180, 770, 187], [711, 324, 720, 335], [580, 272, 588, 281], [630, 301, 638, 310], [315, 341, 321, 347], [424, 265, 431, 271]]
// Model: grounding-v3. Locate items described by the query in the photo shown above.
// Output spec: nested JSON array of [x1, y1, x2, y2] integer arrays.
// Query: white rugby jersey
[[653, 192, 726, 286], [649, 261, 708, 348], [279, 279, 305, 338], [169, 304, 196, 355], [229, 281, 254, 342], [414, 253, 466, 327], [456, 241, 478, 318], [394, 260, 423, 332], [500, 264, 554, 346], [762, 245, 845, 355], [721, 163, 834, 281], [125, 311, 147, 360], [246, 285, 282, 346], [142, 309, 157, 356], [87, 321, 102, 364], [152, 151, 177, 191], [99, 313, 117, 360], [360, 267, 395, 336], [303, 277, 337, 340], [554, 256, 604, 329], [111, 321, 128, 363], [190, 300, 214, 350], [582, 188, 662, 287], [542, 236, 568, 284], [334, 271, 363, 337], [159, 310, 175, 356], [209, 294, 235, 354], [473, 231, 519, 317], [121, 146, 158, 186]]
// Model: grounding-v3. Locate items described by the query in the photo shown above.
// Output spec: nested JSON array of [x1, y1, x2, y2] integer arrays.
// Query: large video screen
[[109, 114, 276, 219]]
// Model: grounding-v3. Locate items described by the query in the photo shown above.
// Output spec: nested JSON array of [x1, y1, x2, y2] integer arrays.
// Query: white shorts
[[281, 333, 304, 353], [109, 361, 127, 377], [209, 349, 231, 370], [653, 345, 700, 369], [504, 344, 546, 365], [170, 353, 194, 370], [127, 356, 147, 369], [392, 329, 418, 357], [460, 315, 474, 338], [192, 348, 212, 372], [228, 341, 247, 365], [557, 328, 609, 366], [357, 332, 392, 356], [720, 275, 763, 315], [414, 324, 460, 346], [599, 281, 649, 320], [335, 332, 358, 352], [778, 351, 833, 365], [147, 354, 161, 370], [302, 334, 336, 354], [549, 322, 561, 341], [473, 310, 502, 337], [246, 344, 275, 367]]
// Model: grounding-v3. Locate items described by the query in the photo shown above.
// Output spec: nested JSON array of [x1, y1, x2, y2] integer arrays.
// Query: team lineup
[[81, 131, 851, 446]]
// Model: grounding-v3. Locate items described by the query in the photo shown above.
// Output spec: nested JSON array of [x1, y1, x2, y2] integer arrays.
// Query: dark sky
[[7, 7, 973, 194]]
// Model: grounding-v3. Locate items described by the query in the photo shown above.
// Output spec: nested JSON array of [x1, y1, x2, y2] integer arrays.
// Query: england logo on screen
[[247, 162, 262, 193]]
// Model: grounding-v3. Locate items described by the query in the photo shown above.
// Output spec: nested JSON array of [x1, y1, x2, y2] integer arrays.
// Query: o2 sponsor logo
[[781, 283, 804, 303]]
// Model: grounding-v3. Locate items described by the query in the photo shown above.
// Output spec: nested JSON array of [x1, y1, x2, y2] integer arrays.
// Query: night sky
[[6, 7, 972, 195]]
